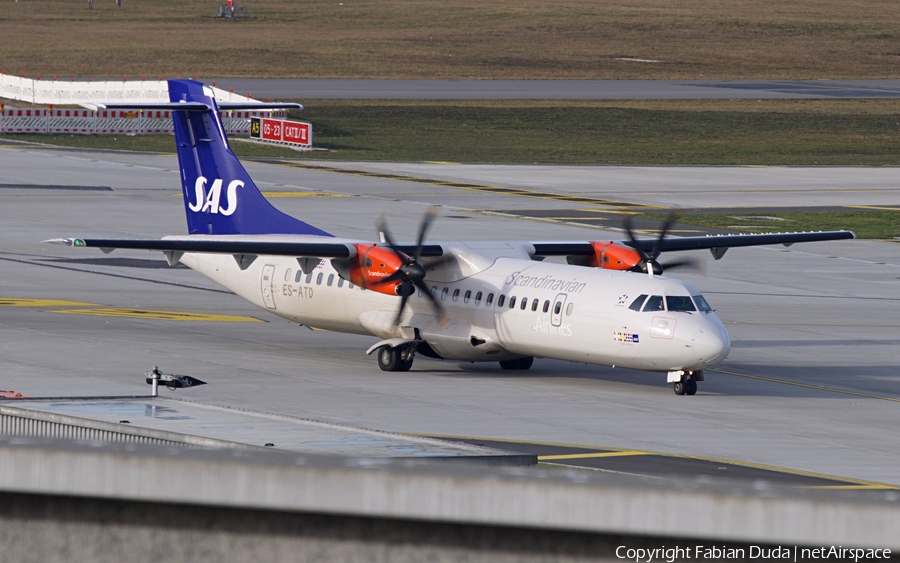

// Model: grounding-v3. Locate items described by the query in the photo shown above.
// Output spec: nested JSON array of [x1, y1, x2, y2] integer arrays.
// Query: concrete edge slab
[[0, 438, 898, 548]]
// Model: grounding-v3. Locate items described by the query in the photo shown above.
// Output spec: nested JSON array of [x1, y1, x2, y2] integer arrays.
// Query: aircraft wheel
[[686, 379, 698, 395], [397, 357, 413, 372], [673, 381, 686, 395], [516, 356, 534, 370], [377, 346, 402, 372], [499, 357, 534, 370]]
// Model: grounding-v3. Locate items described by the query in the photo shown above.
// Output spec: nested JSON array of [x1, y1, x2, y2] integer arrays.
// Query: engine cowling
[[587, 241, 643, 271], [345, 243, 411, 296]]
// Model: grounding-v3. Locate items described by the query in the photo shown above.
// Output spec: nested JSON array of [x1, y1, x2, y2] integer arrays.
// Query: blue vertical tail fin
[[168, 79, 331, 237]]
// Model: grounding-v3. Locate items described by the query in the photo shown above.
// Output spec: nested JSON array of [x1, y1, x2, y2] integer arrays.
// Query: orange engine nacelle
[[587, 241, 643, 271], [345, 243, 409, 296]]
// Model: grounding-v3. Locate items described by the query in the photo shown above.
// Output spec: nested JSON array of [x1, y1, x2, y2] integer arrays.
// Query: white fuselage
[[176, 236, 731, 373]]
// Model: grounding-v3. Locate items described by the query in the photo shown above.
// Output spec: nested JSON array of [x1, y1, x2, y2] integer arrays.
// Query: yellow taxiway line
[[47, 308, 264, 323], [417, 433, 898, 490], [538, 451, 651, 461], [2, 297, 264, 323], [712, 367, 900, 404]]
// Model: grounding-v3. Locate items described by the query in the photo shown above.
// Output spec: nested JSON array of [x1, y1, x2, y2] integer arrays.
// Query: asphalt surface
[[201, 78, 900, 100], [1, 145, 899, 487]]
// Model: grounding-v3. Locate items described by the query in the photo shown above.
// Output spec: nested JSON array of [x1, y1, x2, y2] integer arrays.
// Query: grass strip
[[7, 100, 900, 165], [636, 211, 900, 240]]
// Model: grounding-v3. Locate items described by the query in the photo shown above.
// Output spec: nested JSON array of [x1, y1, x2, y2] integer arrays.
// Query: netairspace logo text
[[615, 545, 891, 563]]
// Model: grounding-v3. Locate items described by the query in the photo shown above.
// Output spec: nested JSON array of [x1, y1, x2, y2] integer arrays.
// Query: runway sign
[[250, 117, 313, 148]]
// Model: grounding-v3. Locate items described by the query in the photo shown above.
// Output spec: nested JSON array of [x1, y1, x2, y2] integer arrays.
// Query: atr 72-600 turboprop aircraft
[[51, 80, 855, 395]]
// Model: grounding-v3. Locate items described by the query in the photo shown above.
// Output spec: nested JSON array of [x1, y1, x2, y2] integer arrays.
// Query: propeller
[[373, 206, 444, 324], [622, 211, 702, 276]]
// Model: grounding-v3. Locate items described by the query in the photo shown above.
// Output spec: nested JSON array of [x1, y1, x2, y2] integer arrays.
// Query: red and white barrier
[[0, 73, 255, 105], [0, 106, 286, 136]]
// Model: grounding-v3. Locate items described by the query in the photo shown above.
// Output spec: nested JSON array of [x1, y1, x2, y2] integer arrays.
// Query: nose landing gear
[[673, 378, 698, 395], [669, 370, 702, 395]]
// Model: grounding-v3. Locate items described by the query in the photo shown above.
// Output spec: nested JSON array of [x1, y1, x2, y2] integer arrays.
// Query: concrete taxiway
[[1, 145, 899, 487]]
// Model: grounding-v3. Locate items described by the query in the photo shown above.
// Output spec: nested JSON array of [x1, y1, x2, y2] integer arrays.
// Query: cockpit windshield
[[692, 294, 713, 312], [666, 296, 696, 312], [630, 293, 713, 313], [642, 295, 665, 312]]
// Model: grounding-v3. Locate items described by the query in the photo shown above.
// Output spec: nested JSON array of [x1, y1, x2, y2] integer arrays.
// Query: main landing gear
[[499, 357, 534, 370], [672, 370, 702, 395], [377, 344, 415, 372]]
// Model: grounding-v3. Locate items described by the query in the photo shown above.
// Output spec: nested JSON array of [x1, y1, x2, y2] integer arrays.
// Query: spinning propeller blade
[[374, 207, 444, 324], [623, 211, 699, 276]]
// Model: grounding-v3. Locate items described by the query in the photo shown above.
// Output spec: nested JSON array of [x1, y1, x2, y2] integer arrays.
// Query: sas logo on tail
[[187, 176, 244, 216]]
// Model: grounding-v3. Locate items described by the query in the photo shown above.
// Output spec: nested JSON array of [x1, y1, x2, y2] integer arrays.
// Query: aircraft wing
[[532, 230, 856, 260], [43, 238, 444, 262], [45, 237, 358, 257]]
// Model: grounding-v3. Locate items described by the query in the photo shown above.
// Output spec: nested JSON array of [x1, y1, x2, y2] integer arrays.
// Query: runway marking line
[[417, 433, 898, 489], [46, 308, 264, 323], [712, 368, 900, 403], [251, 159, 664, 212], [0, 298, 99, 307], [260, 191, 347, 198]]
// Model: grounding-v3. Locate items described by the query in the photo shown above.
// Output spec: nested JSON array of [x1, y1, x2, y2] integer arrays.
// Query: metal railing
[[0, 403, 256, 449]]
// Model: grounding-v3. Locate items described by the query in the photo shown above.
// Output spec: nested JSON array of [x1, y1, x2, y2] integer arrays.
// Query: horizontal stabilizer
[[79, 102, 303, 112]]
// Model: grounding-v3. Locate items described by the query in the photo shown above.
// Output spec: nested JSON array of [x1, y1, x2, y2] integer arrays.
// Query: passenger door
[[260, 264, 277, 309]]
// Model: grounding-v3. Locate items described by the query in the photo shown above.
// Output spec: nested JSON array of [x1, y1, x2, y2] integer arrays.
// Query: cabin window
[[452, 289, 460, 302], [294, 270, 303, 283], [348, 282, 355, 289], [520, 298, 528, 310], [531, 299, 539, 312], [441, 287, 449, 300], [554, 301, 562, 315], [337, 278, 344, 288], [543, 300, 550, 313], [316, 273, 324, 285], [496, 295, 505, 307], [306, 272, 313, 284], [475, 291, 483, 305], [464, 290, 472, 303], [566, 303, 574, 316], [629, 295, 647, 311], [666, 295, 696, 312], [693, 295, 713, 312], [284, 269, 293, 282], [508, 296, 516, 309], [327, 274, 334, 286], [417, 287, 423, 298], [431, 286, 438, 297], [643, 295, 665, 312]]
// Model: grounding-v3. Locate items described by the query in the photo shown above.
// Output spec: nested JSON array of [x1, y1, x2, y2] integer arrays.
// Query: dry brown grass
[[1, 0, 899, 79]]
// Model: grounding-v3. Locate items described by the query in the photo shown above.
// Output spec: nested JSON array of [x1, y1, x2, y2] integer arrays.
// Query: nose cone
[[691, 324, 731, 367]]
